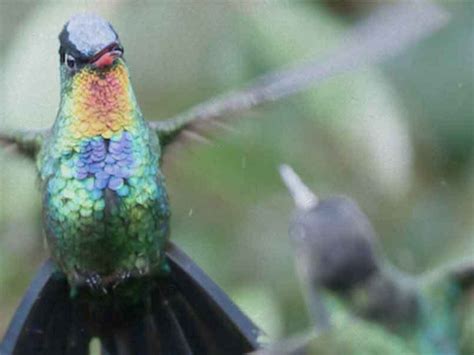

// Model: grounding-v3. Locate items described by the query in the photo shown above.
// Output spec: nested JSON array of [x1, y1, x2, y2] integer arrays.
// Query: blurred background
[[0, 0, 472, 341]]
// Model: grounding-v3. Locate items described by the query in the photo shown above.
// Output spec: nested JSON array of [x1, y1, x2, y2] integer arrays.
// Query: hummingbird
[[41, 14, 170, 291], [0, 5, 450, 355], [274, 164, 474, 355], [0, 14, 262, 355]]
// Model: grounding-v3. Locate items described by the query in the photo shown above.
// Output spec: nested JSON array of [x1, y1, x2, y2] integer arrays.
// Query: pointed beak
[[91, 43, 123, 69]]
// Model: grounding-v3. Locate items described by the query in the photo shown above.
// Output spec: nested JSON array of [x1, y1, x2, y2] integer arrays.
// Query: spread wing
[[149, 1, 448, 153], [0, 128, 50, 160]]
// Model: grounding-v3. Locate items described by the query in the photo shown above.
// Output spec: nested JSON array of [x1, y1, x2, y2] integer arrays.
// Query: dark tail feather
[[1, 242, 262, 355], [166, 242, 262, 353], [0, 261, 92, 355], [152, 284, 194, 354]]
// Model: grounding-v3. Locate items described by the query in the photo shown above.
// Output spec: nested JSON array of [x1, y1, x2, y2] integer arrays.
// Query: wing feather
[[149, 2, 448, 153], [0, 128, 50, 159]]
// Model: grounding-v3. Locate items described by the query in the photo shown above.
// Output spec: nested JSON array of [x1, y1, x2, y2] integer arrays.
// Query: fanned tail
[[0, 242, 262, 355]]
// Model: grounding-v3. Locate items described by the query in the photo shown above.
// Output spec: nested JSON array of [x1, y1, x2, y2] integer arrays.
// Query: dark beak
[[91, 43, 123, 69]]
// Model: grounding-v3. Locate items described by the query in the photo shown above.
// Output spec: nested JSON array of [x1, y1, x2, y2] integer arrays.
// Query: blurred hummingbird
[[0, 4, 449, 355], [274, 164, 474, 355]]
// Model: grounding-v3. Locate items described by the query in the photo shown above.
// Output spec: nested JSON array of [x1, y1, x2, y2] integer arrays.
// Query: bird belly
[[41, 130, 170, 286]]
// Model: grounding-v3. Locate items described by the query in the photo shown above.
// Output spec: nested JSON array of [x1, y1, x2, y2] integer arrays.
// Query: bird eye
[[65, 53, 76, 70]]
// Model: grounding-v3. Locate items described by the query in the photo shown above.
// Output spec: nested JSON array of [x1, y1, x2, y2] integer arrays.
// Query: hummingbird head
[[57, 14, 138, 139], [59, 13, 124, 75]]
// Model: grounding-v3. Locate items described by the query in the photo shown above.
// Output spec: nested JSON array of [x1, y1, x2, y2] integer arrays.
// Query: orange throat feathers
[[68, 62, 134, 139]]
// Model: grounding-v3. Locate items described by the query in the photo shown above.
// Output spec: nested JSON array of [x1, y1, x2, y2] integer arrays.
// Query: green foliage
[[307, 320, 416, 355], [0, 1, 472, 345]]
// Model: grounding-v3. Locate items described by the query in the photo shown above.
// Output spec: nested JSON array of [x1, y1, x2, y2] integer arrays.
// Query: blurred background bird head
[[279, 164, 379, 292]]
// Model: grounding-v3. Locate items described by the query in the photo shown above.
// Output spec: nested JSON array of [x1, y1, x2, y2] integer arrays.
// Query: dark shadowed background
[[0, 0, 472, 341]]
